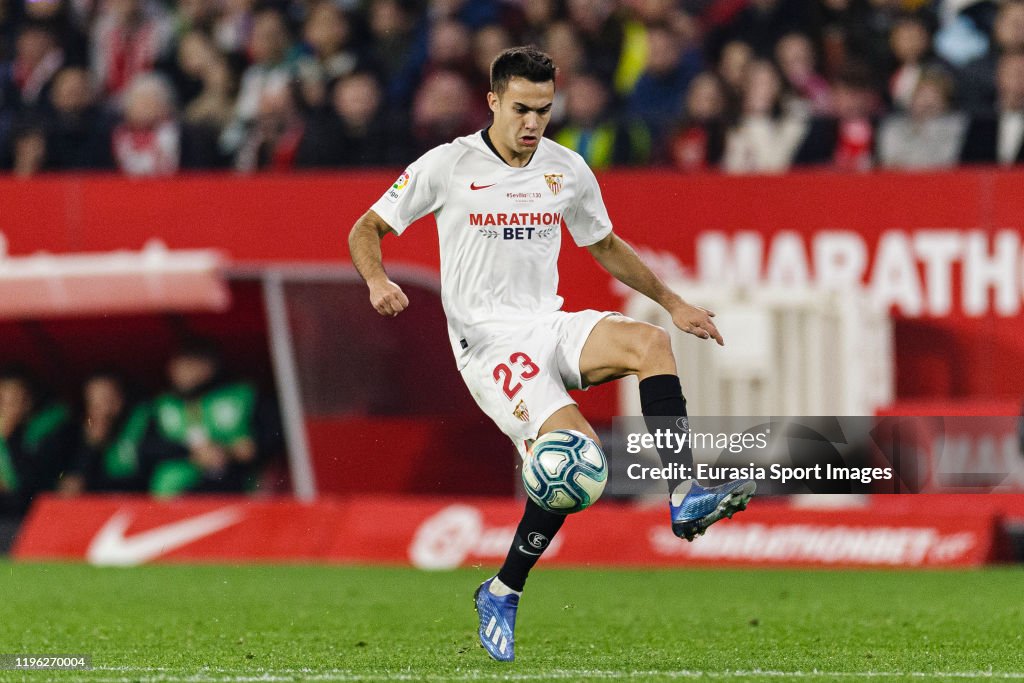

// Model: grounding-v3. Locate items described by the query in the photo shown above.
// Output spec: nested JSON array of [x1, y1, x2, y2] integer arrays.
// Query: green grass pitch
[[2, 562, 1023, 682]]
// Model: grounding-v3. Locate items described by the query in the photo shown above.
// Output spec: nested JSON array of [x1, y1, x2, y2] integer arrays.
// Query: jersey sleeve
[[369, 145, 454, 235], [564, 160, 614, 247]]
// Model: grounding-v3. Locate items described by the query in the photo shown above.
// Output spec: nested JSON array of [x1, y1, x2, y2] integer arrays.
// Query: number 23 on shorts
[[492, 352, 540, 401]]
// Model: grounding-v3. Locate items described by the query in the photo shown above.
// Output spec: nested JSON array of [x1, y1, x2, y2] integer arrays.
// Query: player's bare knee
[[636, 323, 674, 374], [611, 321, 671, 376]]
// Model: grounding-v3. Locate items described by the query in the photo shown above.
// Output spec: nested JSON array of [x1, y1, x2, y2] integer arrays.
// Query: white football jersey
[[370, 131, 613, 367]]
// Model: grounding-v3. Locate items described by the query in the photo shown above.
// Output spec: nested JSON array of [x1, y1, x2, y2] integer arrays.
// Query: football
[[522, 429, 608, 514]]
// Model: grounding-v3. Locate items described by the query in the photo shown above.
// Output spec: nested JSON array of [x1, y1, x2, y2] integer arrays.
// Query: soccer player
[[348, 46, 755, 662]]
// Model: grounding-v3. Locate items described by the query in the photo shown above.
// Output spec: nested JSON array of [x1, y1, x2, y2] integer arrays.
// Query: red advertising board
[[1, 170, 1022, 420], [13, 494, 1005, 569], [2, 172, 1023, 501]]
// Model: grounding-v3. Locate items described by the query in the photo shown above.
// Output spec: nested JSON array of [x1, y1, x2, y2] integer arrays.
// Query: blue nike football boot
[[474, 577, 519, 661], [671, 480, 756, 541]]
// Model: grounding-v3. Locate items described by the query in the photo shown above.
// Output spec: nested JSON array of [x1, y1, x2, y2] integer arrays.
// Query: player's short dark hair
[[490, 46, 556, 95]]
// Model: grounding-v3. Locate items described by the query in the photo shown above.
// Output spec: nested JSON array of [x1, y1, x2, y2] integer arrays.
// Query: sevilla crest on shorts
[[513, 399, 531, 422], [544, 173, 564, 196]]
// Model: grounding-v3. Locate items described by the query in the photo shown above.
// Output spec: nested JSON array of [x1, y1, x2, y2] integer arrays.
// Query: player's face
[[488, 77, 554, 163]]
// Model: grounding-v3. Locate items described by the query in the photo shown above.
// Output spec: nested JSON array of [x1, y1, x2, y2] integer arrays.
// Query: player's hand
[[671, 303, 724, 346], [369, 278, 409, 317]]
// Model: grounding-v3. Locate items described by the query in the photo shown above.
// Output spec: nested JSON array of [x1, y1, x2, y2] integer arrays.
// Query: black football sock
[[639, 374, 694, 496], [496, 499, 566, 592]]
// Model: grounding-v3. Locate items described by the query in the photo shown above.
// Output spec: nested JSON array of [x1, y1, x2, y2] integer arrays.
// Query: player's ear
[[487, 91, 499, 114]]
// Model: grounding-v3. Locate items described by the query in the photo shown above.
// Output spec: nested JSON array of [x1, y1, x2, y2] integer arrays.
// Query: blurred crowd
[[0, 341, 281, 516], [2, 0, 1024, 175]]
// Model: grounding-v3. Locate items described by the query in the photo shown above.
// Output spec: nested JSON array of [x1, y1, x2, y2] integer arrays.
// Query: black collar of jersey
[[481, 127, 536, 168]]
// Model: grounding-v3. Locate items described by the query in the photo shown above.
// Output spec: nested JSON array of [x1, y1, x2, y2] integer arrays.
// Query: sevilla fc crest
[[513, 399, 530, 422], [544, 173, 564, 196]]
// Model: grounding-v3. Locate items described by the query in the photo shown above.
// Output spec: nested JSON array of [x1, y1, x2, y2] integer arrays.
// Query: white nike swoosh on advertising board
[[86, 506, 245, 567]]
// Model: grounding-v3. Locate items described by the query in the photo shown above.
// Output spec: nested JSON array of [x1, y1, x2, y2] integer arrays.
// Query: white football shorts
[[458, 309, 618, 459]]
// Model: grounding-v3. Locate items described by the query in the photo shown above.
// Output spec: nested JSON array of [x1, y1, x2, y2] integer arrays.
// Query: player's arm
[[586, 232, 723, 345], [348, 209, 410, 317]]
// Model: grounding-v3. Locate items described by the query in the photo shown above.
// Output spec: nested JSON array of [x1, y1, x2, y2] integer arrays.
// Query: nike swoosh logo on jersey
[[470, 182, 496, 190]]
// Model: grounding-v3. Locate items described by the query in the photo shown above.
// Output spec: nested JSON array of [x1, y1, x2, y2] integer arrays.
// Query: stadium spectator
[[234, 80, 305, 172], [887, 14, 942, 111], [960, 51, 1024, 164], [565, 0, 624, 84], [933, 2, 991, 70], [140, 340, 272, 496], [368, 0, 419, 107], [160, 29, 217, 112], [722, 59, 809, 173], [618, 7, 701, 99], [294, 1, 359, 109], [388, 0, 500, 107], [91, 0, 173, 98], [518, 0, 559, 47], [667, 71, 729, 171], [629, 0, 691, 29], [775, 32, 832, 114], [3, 23, 65, 112], [852, 0, 915, 73], [111, 72, 181, 176], [404, 17, 485, 124], [0, 7, 12, 53], [213, 0, 255, 61], [180, 37, 235, 135], [604, 3, 645, 97], [0, 366, 69, 515], [0, 23, 58, 162], [422, 18, 475, 84], [541, 21, 586, 127], [3, 0, 1024, 175], [794, 63, 879, 171], [555, 72, 651, 168], [717, 40, 754, 112], [43, 66, 114, 170], [423, 0, 500, 29], [814, 0, 877, 79], [472, 23, 514, 99], [877, 67, 966, 168], [626, 22, 703, 146], [708, 0, 814, 60], [169, 0, 219, 39], [21, 0, 89, 68], [220, 8, 296, 155], [411, 69, 483, 155], [0, 367, 37, 513], [10, 123, 47, 175], [958, 0, 1024, 115], [55, 371, 149, 495], [366, 0, 409, 70], [297, 71, 409, 167]]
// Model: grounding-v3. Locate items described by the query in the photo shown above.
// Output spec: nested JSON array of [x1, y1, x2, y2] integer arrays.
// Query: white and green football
[[522, 429, 608, 514]]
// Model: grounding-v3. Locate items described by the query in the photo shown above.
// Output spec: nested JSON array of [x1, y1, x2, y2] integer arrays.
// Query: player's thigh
[[460, 336, 576, 458], [578, 315, 677, 386]]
